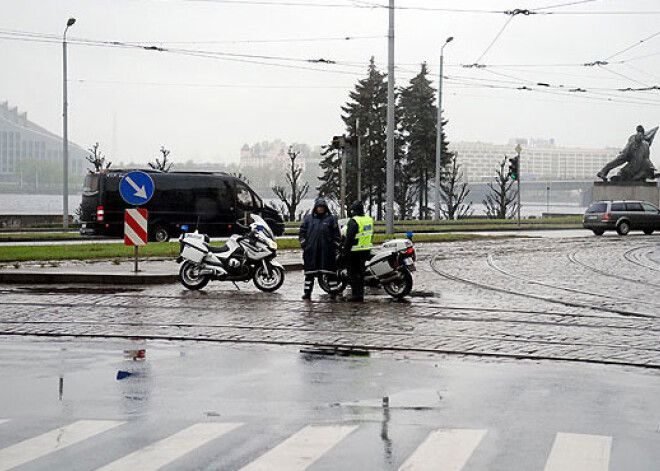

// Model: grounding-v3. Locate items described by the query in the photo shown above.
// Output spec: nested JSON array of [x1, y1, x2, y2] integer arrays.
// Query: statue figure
[[597, 125, 659, 182]]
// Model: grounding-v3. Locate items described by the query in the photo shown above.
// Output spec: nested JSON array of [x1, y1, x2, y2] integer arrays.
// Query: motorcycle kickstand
[[232, 281, 241, 290]]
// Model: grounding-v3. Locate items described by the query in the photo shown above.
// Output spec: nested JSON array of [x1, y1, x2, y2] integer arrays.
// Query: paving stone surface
[[1, 235, 659, 369]]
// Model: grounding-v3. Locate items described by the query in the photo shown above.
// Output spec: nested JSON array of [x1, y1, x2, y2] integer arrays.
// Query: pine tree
[[317, 142, 340, 207], [399, 63, 451, 220], [340, 57, 389, 219]]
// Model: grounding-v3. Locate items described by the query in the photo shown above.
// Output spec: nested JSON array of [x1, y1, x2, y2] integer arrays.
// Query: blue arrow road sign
[[120, 171, 155, 206]]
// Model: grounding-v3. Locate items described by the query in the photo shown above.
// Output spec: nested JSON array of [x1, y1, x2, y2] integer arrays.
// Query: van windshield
[[82, 174, 99, 196]]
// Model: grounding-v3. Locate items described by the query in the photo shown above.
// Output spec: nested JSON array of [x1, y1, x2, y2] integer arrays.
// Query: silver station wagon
[[583, 200, 660, 236]]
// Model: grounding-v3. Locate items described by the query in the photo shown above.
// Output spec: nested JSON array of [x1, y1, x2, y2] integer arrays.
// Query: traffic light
[[332, 135, 351, 150], [508, 156, 520, 180]]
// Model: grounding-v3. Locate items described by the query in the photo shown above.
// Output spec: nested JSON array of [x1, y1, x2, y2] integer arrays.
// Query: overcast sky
[[1, 0, 659, 165]]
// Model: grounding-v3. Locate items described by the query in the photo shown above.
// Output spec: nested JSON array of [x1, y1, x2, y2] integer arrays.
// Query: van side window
[[625, 202, 643, 211], [236, 182, 254, 209], [611, 203, 626, 212], [217, 181, 233, 212]]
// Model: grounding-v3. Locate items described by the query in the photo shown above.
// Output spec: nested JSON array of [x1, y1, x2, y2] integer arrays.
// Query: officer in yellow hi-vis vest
[[343, 200, 374, 302]]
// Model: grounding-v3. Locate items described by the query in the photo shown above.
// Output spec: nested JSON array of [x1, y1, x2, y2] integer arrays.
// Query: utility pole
[[340, 145, 346, 219], [356, 118, 362, 200], [62, 17, 76, 230], [386, 0, 395, 233], [435, 36, 453, 221], [516, 144, 522, 228]]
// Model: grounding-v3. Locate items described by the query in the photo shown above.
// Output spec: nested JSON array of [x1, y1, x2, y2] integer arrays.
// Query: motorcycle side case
[[180, 235, 208, 264], [367, 250, 395, 277]]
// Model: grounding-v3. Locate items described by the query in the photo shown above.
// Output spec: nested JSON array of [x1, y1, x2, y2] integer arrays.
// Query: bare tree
[[483, 156, 519, 219], [149, 146, 173, 172], [86, 142, 111, 171], [272, 147, 310, 222], [438, 153, 473, 220]]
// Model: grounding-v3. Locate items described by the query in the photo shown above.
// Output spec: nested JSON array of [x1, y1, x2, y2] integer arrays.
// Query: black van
[[80, 169, 285, 241]]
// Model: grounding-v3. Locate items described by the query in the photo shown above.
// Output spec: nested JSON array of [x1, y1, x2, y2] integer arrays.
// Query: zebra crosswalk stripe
[[0, 420, 124, 471], [543, 432, 612, 471], [239, 424, 358, 471], [96, 422, 242, 471], [398, 429, 488, 471]]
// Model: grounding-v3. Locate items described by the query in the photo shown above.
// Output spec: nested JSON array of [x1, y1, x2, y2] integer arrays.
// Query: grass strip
[[0, 233, 510, 263]]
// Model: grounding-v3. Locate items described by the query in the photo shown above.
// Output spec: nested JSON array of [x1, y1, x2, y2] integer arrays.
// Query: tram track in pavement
[[2, 317, 659, 371], [486, 254, 660, 310], [623, 245, 660, 273], [429, 254, 660, 319], [566, 250, 660, 287]]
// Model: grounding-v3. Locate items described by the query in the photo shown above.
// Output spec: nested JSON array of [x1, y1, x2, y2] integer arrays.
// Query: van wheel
[[616, 221, 631, 236], [643, 229, 654, 235], [592, 229, 605, 236], [152, 225, 170, 242]]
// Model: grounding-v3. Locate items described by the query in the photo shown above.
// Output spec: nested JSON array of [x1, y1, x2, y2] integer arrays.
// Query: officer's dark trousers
[[346, 251, 370, 300]]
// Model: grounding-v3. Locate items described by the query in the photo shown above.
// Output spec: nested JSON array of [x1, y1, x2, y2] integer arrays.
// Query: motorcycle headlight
[[268, 239, 278, 250]]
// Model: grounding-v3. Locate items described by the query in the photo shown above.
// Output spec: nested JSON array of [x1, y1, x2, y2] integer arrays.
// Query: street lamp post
[[434, 36, 453, 221], [62, 17, 76, 230]]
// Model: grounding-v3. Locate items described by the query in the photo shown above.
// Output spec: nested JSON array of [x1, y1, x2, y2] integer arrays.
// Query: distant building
[[0, 101, 87, 185], [240, 140, 293, 169], [451, 139, 619, 182]]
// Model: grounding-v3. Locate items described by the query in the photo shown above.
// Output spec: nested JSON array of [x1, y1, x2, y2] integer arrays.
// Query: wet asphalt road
[[1, 233, 660, 469]]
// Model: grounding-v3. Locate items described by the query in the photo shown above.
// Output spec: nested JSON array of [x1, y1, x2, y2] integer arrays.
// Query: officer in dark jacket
[[299, 198, 340, 300], [344, 200, 374, 302]]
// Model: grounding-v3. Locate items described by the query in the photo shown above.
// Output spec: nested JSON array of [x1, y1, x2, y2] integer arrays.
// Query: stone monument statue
[[597, 125, 659, 182]]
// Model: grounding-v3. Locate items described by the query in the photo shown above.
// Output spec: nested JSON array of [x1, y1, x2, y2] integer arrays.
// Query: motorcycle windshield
[[250, 214, 275, 239]]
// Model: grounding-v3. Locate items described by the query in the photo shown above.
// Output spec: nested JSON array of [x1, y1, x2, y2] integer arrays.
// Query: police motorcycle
[[318, 219, 417, 300], [177, 214, 285, 291]]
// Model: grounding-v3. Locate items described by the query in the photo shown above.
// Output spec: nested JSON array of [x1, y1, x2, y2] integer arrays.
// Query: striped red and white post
[[124, 209, 148, 246]]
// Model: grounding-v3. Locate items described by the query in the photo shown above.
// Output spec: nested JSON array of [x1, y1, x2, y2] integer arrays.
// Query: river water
[[0, 193, 585, 218]]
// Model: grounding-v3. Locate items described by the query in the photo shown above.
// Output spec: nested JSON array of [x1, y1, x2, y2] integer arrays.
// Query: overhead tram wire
[[0, 29, 367, 77], [605, 29, 660, 61]]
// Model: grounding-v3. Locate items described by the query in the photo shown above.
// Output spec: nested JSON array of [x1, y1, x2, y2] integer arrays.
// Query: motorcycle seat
[[207, 244, 230, 254]]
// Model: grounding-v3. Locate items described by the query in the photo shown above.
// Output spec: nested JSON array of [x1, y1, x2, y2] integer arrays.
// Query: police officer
[[343, 200, 374, 302]]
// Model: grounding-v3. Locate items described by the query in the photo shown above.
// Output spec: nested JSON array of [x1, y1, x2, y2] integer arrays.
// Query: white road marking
[[544, 432, 612, 471], [239, 424, 358, 471], [97, 422, 242, 471], [398, 428, 488, 471], [0, 420, 123, 471], [0, 420, 8, 427]]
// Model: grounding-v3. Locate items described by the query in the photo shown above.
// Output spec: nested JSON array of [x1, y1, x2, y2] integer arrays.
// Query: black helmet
[[350, 200, 364, 216]]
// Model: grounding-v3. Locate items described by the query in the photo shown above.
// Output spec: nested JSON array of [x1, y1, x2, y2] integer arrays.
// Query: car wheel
[[616, 221, 631, 236], [643, 229, 654, 235], [592, 229, 605, 236], [152, 224, 170, 242]]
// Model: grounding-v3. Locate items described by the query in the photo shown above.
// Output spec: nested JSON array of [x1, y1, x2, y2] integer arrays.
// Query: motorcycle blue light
[[181, 225, 189, 231], [406, 231, 414, 240]]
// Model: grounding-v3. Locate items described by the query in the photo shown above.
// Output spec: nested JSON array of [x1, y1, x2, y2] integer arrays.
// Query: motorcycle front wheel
[[318, 273, 347, 295], [179, 261, 210, 290], [383, 268, 413, 300], [253, 264, 285, 292]]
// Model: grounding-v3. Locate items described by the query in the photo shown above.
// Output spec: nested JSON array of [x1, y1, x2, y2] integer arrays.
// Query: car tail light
[[602, 213, 612, 222], [97, 206, 105, 222]]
